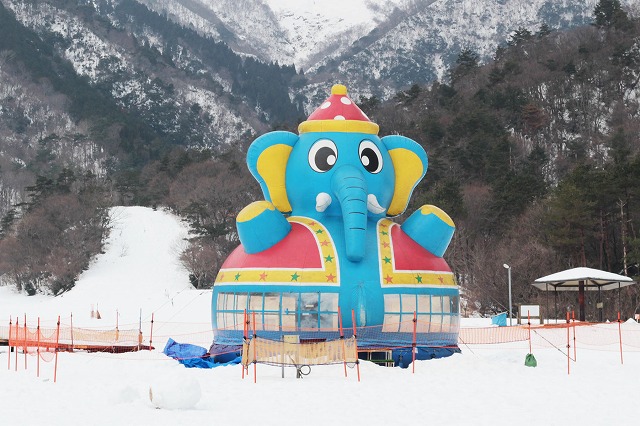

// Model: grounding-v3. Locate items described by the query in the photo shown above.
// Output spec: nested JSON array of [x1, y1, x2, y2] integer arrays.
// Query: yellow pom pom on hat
[[298, 84, 379, 135]]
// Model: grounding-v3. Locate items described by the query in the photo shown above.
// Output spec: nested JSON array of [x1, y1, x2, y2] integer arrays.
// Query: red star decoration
[[438, 276, 444, 284], [309, 221, 317, 227], [384, 275, 394, 283], [382, 242, 390, 248], [259, 272, 268, 281], [320, 240, 330, 246], [326, 273, 336, 282], [219, 273, 225, 281]]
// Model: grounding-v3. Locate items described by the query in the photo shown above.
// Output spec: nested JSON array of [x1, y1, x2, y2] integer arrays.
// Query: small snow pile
[[109, 385, 141, 405], [148, 372, 201, 410]]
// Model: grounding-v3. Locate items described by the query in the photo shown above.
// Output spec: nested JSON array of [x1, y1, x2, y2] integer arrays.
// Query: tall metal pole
[[504, 264, 513, 326]]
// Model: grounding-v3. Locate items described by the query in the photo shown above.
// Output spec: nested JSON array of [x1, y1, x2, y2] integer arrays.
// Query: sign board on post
[[518, 305, 542, 325]]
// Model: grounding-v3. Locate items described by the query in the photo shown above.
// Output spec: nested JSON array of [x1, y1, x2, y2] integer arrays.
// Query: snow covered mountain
[[1, 0, 637, 159], [139, 0, 415, 68], [140, 0, 638, 102]]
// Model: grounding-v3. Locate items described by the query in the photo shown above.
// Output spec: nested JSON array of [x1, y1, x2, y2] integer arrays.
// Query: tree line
[[362, 0, 640, 319]]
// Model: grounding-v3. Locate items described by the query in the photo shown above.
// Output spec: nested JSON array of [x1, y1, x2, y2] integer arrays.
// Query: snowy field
[[1, 207, 639, 426]]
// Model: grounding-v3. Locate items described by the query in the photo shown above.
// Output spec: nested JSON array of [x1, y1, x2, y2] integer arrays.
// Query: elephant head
[[246, 85, 428, 262]]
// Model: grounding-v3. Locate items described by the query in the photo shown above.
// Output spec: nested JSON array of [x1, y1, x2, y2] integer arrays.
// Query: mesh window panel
[[417, 294, 431, 312], [383, 314, 400, 332], [301, 293, 320, 329], [282, 293, 298, 331], [416, 314, 430, 333], [236, 294, 248, 311], [384, 294, 400, 311]]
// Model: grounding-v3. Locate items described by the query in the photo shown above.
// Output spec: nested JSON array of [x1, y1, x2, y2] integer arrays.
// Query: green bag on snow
[[524, 353, 537, 367]]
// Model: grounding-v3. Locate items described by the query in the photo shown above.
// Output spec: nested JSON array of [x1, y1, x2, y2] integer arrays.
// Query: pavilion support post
[[578, 280, 586, 321], [545, 284, 549, 325], [554, 289, 558, 324], [598, 287, 603, 322]]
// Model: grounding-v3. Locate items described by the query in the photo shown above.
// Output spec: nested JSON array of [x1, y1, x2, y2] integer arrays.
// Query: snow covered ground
[[1, 207, 639, 425]]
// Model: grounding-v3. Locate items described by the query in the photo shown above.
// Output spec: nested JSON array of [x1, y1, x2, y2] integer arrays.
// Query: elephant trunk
[[331, 165, 368, 262]]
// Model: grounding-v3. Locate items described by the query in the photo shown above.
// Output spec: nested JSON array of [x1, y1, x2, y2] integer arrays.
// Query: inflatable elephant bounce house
[[211, 84, 460, 364]]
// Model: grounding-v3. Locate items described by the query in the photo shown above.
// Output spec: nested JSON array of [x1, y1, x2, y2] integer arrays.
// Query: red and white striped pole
[[149, 313, 155, 351], [618, 312, 624, 365], [351, 310, 360, 382], [14, 317, 18, 372], [7, 317, 11, 371], [242, 309, 247, 380], [54, 316, 60, 383], [37, 317, 41, 378], [412, 311, 417, 374], [338, 307, 347, 378], [572, 310, 576, 362], [252, 311, 257, 384], [527, 310, 532, 355], [23, 314, 27, 371], [566, 311, 570, 375]]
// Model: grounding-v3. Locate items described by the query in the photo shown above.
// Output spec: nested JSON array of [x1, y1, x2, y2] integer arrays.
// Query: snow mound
[[149, 372, 201, 410]]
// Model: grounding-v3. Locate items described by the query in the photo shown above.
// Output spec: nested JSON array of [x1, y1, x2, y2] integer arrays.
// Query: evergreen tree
[[544, 178, 595, 266], [537, 24, 553, 38], [593, 0, 630, 30], [449, 48, 480, 86], [608, 128, 631, 164], [507, 27, 533, 47]]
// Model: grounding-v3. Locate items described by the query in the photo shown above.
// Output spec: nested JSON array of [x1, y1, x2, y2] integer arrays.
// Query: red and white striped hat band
[[298, 84, 379, 135]]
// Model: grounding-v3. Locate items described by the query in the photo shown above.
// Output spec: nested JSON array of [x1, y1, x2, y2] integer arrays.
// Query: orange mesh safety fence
[[4, 319, 640, 354], [458, 322, 640, 352], [2, 324, 143, 351], [61, 328, 141, 346], [526, 322, 640, 351], [458, 326, 530, 344], [242, 336, 358, 367]]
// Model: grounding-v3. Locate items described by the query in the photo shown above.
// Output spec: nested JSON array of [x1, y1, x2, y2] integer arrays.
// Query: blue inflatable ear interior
[[246, 131, 299, 213]]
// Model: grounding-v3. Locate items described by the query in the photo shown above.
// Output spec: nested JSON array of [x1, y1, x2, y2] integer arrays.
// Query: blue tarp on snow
[[491, 312, 508, 327], [163, 338, 240, 368]]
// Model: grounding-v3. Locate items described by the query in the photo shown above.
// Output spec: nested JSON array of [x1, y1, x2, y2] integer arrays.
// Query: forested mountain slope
[[362, 6, 640, 316]]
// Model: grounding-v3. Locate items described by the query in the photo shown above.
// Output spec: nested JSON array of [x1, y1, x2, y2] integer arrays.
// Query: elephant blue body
[[211, 85, 460, 364]]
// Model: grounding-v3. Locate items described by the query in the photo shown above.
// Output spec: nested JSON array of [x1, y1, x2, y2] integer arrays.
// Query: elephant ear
[[247, 131, 299, 214], [381, 135, 428, 216]]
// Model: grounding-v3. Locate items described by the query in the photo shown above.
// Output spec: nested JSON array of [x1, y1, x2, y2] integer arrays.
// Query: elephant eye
[[308, 139, 338, 173], [358, 140, 383, 174]]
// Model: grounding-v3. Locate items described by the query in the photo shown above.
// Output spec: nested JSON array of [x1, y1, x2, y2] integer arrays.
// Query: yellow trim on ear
[[387, 148, 424, 216], [237, 201, 275, 223], [419, 205, 455, 227], [256, 144, 293, 213]]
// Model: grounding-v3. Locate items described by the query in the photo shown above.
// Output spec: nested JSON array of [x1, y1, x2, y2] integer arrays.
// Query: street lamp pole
[[503, 264, 512, 326]]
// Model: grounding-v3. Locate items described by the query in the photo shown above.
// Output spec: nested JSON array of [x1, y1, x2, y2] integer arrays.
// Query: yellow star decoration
[[377, 219, 456, 287], [216, 216, 339, 286]]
